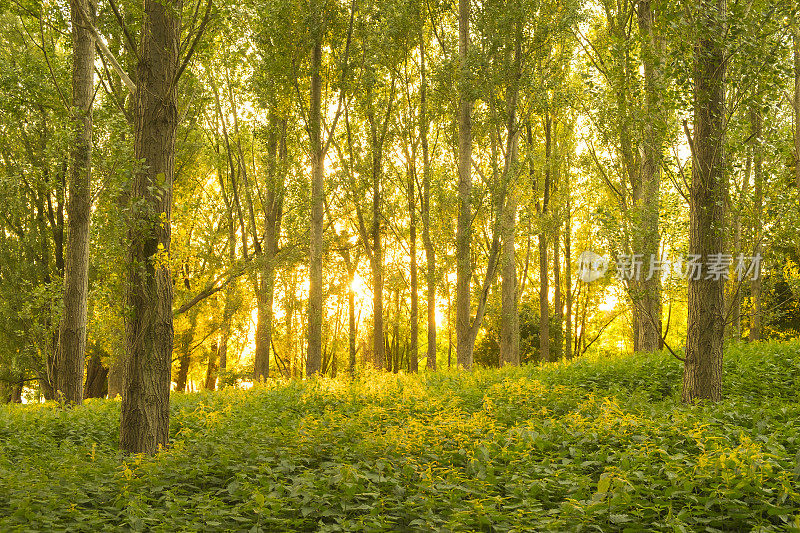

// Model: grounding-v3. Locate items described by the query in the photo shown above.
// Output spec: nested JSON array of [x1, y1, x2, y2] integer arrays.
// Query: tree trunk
[[565, 192, 573, 360], [370, 123, 385, 372], [500, 188, 520, 366], [730, 149, 749, 339], [348, 266, 357, 375], [306, 40, 324, 376], [455, 0, 473, 370], [553, 229, 563, 360], [56, 0, 95, 404], [682, 0, 727, 403], [794, 19, 800, 190], [408, 165, 419, 372], [254, 115, 285, 381], [121, 0, 180, 454], [420, 28, 436, 371], [205, 344, 218, 390], [539, 116, 552, 363], [175, 310, 197, 393], [393, 287, 400, 373], [635, 0, 663, 353], [83, 348, 108, 399], [107, 358, 122, 398], [748, 104, 763, 342]]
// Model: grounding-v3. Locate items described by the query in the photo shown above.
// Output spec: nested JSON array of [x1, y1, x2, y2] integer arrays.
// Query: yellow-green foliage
[[1, 341, 800, 531]]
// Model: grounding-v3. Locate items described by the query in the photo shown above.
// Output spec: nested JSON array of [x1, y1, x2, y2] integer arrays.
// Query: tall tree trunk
[[748, 104, 763, 342], [635, 0, 663, 353], [455, 0, 473, 370], [408, 166, 419, 372], [370, 121, 385, 372], [121, 0, 180, 454], [205, 349, 218, 390], [420, 28, 437, 371], [254, 115, 286, 381], [175, 310, 198, 393], [682, 0, 727, 403], [565, 192, 573, 360], [500, 188, 520, 366], [306, 40, 324, 376], [730, 150, 750, 339], [539, 116, 552, 363], [553, 229, 562, 360], [393, 287, 400, 373], [794, 19, 800, 190], [348, 265, 357, 375], [56, 0, 95, 404], [499, 24, 522, 367]]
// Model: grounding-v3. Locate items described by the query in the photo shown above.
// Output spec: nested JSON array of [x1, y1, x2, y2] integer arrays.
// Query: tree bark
[[565, 192, 573, 360], [370, 108, 386, 372], [56, 0, 95, 404], [794, 19, 800, 190], [306, 40, 324, 376], [121, 0, 180, 454], [634, 0, 663, 353], [539, 116, 552, 363], [420, 29, 437, 371], [748, 104, 763, 342], [175, 309, 198, 393], [83, 348, 108, 399], [682, 0, 727, 403], [455, 0, 473, 370], [500, 187, 520, 366], [254, 115, 286, 381], [408, 164, 419, 372]]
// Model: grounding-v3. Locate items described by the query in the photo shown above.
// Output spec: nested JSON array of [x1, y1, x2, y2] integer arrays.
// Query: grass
[[1, 340, 800, 532]]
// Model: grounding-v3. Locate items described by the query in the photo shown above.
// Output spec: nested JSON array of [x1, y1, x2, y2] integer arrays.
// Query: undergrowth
[[1, 340, 799, 532]]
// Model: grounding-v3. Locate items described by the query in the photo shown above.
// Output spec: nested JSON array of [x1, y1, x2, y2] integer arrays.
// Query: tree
[[55, 0, 95, 404], [682, 0, 727, 402], [120, 0, 212, 453], [455, 0, 473, 369]]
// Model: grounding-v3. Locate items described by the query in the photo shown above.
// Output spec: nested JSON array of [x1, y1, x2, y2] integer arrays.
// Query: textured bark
[[107, 358, 122, 398], [408, 165, 419, 373], [370, 109, 385, 372], [254, 116, 286, 382], [633, 0, 663, 353], [748, 105, 763, 342], [794, 21, 800, 190], [499, 25, 522, 367], [565, 192, 573, 360], [121, 0, 180, 454], [682, 0, 727, 403], [306, 40, 324, 376], [348, 264, 357, 375], [455, 0, 473, 370], [56, 0, 95, 404], [204, 345, 218, 390], [729, 150, 750, 339], [174, 311, 196, 392], [539, 117, 552, 363], [553, 230, 563, 360], [500, 188, 520, 366], [83, 349, 108, 399], [420, 29, 437, 371]]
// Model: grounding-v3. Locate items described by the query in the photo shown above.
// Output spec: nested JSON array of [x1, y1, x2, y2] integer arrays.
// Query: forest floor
[[2, 341, 800, 532]]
